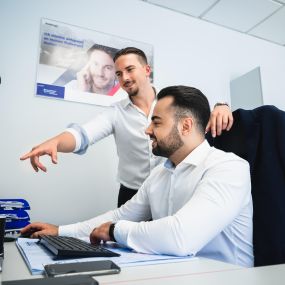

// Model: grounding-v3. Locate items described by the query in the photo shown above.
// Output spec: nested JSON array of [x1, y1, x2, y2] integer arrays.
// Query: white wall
[[1, 0, 285, 225]]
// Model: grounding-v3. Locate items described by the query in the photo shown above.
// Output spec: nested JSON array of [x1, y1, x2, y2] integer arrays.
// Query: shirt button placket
[[168, 172, 175, 215]]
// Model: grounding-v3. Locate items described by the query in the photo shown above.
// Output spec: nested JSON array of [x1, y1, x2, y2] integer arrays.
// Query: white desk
[[95, 264, 285, 285], [1, 241, 285, 285]]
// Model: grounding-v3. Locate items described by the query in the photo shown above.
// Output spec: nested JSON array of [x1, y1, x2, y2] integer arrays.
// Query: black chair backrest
[[206, 105, 285, 266]]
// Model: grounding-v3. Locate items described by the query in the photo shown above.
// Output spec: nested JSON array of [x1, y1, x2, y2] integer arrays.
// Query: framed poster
[[36, 19, 153, 106]]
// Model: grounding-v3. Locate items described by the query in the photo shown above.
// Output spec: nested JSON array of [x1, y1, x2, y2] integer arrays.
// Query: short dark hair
[[113, 47, 148, 65], [87, 44, 118, 59], [157, 85, 210, 134]]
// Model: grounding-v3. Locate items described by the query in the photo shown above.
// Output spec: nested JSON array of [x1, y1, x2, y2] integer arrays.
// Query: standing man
[[20, 47, 233, 206], [22, 86, 252, 267]]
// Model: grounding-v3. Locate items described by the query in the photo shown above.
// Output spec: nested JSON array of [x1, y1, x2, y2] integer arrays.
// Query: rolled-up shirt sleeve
[[65, 106, 116, 155]]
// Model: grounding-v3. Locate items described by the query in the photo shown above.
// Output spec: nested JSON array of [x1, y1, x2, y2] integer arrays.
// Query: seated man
[[21, 85, 253, 267]]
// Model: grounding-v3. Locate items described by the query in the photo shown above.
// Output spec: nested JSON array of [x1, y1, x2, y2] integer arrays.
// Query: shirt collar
[[164, 140, 211, 170], [121, 96, 132, 108]]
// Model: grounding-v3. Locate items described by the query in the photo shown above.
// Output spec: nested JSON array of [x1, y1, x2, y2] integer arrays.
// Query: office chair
[[206, 105, 285, 266]]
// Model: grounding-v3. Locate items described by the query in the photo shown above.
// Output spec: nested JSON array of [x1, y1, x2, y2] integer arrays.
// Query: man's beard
[[128, 89, 139, 97], [151, 124, 184, 158], [123, 80, 139, 97]]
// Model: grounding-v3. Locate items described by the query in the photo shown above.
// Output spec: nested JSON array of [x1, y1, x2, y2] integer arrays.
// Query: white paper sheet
[[16, 238, 196, 275]]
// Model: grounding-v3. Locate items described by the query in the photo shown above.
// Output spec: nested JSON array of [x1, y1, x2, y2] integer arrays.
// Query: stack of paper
[[16, 238, 196, 275]]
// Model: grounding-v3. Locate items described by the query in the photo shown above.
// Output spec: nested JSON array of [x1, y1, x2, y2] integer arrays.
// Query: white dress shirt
[[59, 140, 253, 267], [66, 95, 164, 189]]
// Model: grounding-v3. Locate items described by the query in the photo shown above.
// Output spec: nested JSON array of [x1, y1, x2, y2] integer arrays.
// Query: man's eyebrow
[[115, 65, 135, 74], [151, 115, 161, 121]]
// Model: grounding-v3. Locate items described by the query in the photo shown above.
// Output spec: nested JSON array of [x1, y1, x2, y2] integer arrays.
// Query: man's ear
[[145, 65, 151, 77], [181, 117, 193, 136]]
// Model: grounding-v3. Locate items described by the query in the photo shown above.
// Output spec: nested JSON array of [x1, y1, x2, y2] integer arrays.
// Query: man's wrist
[[109, 223, 116, 242]]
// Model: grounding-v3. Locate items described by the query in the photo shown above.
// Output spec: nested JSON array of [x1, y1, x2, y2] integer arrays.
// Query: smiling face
[[114, 53, 151, 97], [88, 50, 116, 92], [146, 96, 184, 158]]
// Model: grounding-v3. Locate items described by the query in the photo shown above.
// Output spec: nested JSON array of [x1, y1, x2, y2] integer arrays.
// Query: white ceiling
[[142, 0, 285, 47]]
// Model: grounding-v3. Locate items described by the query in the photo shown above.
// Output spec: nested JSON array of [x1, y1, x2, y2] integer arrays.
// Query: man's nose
[[94, 65, 104, 76], [121, 72, 130, 82], [145, 124, 152, 136]]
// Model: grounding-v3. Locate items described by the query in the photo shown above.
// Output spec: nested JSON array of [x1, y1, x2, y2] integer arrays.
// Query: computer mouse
[[19, 230, 39, 238]]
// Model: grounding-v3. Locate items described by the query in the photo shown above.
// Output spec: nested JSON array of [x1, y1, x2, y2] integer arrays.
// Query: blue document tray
[[0, 199, 30, 210], [0, 210, 30, 230]]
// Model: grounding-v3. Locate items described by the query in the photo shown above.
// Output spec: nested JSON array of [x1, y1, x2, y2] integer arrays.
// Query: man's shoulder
[[206, 146, 249, 168]]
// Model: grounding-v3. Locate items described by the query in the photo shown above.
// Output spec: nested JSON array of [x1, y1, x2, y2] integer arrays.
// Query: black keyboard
[[39, 235, 120, 258]]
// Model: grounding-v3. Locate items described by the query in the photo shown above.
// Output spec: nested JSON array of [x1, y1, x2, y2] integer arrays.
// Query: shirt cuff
[[114, 220, 136, 247], [65, 128, 81, 153]]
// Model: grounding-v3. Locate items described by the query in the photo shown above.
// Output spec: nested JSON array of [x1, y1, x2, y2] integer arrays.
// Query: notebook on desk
[[38, 235, 120, 259]]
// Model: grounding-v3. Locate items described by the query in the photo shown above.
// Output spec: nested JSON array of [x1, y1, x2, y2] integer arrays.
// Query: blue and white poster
[[36, 19, 153, 106]]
